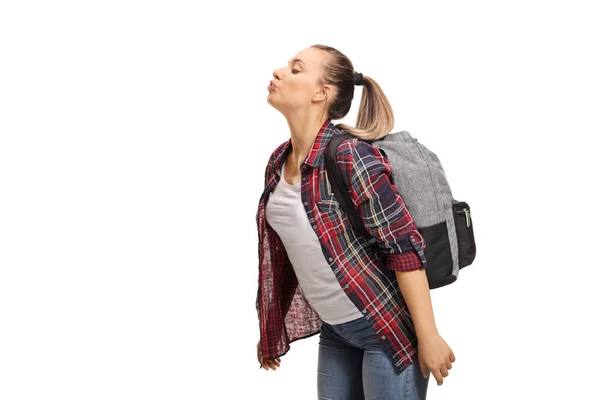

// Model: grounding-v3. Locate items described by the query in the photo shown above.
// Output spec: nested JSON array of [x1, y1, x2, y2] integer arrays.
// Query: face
[[267, 47, 331, 114]]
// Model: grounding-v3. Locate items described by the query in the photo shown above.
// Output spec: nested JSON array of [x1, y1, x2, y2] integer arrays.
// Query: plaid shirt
[[255, 120, 428, 373]]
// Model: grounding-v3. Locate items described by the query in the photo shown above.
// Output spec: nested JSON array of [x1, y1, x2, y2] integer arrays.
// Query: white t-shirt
[[265, 160, 363, 325]]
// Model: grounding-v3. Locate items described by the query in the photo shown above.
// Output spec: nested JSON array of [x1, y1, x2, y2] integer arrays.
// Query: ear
[[312, 84, 333, 103]]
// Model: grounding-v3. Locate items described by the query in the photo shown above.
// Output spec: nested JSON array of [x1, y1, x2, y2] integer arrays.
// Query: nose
[[272, 68, 283, 81]]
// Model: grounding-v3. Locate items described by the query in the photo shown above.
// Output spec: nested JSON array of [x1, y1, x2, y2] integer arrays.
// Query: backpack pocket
[[452, 200, 476, 268], [418, 221, 455, 289]]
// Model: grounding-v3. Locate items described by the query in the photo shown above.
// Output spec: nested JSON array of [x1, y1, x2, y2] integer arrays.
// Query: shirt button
[[362, 309, 367, 314], [302, 177, 306, 181], [303, 201, 309, 206], [344, 283, 349, 289], [381, 335, 386, 340], [312, 225, 317, 230], [328, 257, 333, 262], [411, 237, 416, 243]]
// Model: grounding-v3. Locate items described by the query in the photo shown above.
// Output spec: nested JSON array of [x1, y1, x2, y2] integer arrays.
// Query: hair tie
[[354, 71, 364, 86]]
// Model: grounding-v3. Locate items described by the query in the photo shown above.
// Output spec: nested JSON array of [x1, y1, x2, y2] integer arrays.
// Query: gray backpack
[[325, 131, 476, 289]]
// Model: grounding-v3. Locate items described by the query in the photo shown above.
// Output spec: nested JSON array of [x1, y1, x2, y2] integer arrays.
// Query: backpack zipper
[[456, 208, 471, 227]]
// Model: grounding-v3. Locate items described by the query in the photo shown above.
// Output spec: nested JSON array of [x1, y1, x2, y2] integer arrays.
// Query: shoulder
[[332, 128, 387, 166], [330, 126, 358, 159]]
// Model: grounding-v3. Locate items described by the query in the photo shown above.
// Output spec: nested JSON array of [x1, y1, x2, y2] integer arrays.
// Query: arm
[[394, 269, 438, 338], [338, 140, 455, 384], [337, 139, 427, 272], [399, 267, 455, 385]]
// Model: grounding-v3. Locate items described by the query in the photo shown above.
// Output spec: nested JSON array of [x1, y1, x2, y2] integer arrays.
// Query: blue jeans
[[317, 316, 429, 400]]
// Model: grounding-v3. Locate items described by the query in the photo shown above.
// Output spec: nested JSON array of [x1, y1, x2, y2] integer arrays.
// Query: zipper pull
[[464, 208, 471, 227]]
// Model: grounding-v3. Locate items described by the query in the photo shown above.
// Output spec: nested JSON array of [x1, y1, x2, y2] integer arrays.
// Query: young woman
[[255, 44, 455, 399]]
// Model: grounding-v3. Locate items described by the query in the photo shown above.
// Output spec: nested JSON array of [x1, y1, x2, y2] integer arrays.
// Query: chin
[[266, 95, 281, 110]]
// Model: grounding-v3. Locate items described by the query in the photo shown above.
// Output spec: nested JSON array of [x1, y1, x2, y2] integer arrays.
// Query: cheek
[[287, 80, 314, 103]]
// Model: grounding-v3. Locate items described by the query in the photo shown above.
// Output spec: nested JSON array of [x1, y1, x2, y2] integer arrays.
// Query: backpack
[[325, 131, 476, 289]]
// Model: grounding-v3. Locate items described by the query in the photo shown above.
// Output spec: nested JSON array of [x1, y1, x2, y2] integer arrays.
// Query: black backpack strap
[[325, 134, 368, 237]]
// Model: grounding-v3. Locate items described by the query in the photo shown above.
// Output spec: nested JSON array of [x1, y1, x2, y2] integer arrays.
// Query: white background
[[1, 1, 599, 399]]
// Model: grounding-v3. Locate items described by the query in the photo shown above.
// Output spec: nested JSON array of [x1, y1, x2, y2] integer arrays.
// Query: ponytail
[[311, 44, 395, 141], [335, 75, 394, 140]]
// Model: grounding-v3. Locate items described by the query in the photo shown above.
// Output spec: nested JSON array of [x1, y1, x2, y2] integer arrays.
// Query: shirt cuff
[[385, 230, 428, 272], [386, 250, 425, 272]]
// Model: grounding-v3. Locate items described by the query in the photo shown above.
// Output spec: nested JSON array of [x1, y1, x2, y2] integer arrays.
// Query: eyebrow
[[288, 58, 305, 66]]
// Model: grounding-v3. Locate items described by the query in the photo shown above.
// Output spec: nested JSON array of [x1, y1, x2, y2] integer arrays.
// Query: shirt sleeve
[[336, 139, 427, 272]]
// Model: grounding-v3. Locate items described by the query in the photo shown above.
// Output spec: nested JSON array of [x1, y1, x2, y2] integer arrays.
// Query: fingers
[[449, 349, 456, 363], [256, 340, 281, 371], [420, 364, 429, 379], [440, 365, 449, 378], [262, 358, 281, 371], [429, 357, 454, 385], [431, 369, 448, 386]]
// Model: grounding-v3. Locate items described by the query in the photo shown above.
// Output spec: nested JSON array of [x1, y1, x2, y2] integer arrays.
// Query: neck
[[284, 111, 329, 170]]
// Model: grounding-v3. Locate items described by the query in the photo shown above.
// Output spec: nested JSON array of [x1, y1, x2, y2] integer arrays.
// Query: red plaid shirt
[[256, 120, 428, 373]]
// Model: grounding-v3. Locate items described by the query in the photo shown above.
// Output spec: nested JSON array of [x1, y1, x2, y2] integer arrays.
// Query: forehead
[[290, 47, 326, 69]]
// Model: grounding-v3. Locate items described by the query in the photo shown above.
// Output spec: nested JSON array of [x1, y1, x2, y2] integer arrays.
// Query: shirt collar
[[304, 119, 336, 168]]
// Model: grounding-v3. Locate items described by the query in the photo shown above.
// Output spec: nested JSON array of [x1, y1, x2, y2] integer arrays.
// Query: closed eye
[[291, 68, 300, 74]]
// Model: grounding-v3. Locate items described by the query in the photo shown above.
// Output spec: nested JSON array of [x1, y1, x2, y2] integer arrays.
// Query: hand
[[257, 340, 281, 371], [417, 333, 455, 386]]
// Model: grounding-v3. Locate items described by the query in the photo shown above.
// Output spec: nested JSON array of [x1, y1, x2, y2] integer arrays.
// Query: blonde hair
[[312, 44, 395, 140]]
